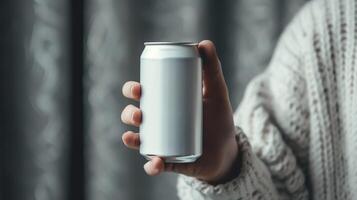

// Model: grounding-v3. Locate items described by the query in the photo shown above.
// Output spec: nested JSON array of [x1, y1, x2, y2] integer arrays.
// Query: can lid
[[144, 42, 198, 46]]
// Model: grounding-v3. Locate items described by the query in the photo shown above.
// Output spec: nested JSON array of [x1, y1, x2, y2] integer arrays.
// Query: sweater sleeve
[[177, 1, 316, 200]]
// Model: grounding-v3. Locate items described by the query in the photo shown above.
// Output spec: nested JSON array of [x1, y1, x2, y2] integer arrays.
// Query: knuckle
[[122, 105, 135, 123], [121, 133, 126, 143], [120, 109, 126, 122], [125, 104, 136, 114], [123, 82, 131, 95]]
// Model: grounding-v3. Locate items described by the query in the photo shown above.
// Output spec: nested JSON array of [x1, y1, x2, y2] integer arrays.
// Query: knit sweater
[[176, 0, 357, 199]]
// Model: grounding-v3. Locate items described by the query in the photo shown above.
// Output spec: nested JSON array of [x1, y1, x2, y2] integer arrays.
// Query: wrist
[[203, 134, 241, 185]]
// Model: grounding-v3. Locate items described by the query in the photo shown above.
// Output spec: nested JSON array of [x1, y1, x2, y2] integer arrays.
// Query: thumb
[[198, 40, 229, 99]]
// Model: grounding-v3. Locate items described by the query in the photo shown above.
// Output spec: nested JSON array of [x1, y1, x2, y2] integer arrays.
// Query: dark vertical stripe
[[207, 0, 238, 107], [69, 0, 84, 199], [0, 1, 16, 199], [0, 0, 34, 199], [277, 0, 287, 32]]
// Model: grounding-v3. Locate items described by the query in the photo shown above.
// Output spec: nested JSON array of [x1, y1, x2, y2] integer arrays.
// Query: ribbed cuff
[[177, 127, 275, 199]]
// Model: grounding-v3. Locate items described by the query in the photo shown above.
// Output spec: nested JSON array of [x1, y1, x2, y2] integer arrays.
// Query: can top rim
[[144, 42, 198, 46]]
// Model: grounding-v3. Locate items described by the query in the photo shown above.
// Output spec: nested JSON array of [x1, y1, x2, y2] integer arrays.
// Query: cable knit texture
[[177, 0, 357, 199]]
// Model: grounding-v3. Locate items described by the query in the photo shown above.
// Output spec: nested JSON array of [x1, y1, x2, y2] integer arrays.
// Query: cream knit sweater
[[176, 0, 357, 199]]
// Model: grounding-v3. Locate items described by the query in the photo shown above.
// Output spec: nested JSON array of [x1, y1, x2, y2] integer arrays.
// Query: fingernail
[[124, 83, 131, 96]]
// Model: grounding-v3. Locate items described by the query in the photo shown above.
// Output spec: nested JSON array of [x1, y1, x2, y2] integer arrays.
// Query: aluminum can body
[[139, 42, 202, 163]]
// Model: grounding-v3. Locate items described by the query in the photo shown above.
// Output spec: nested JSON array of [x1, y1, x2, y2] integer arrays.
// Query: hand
[[121, 40, 239, 185]]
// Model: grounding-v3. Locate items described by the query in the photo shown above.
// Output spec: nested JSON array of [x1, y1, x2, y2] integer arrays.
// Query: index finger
[[122, 81, 141, 101], [198, 40, 228, 100]]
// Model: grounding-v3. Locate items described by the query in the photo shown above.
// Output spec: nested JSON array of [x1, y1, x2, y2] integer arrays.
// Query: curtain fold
[[1, 0, 70, 200], [25, 1, 70, 200]]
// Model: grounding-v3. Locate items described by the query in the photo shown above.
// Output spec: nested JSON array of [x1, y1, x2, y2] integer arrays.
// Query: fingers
[[143, 157, 193, 176], [164, 162, 198, 177], [164, 163, 186, 173], [122, 81, 141, 101], [144, 157, 165, 176], [121, 104, 142, 127], [142, 158, 199, 177], [198, 40, 229, 99], [122, 131, 140, 150]]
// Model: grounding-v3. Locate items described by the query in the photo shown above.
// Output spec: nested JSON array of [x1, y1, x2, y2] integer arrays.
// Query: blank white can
[[139, 42, 202, 163]]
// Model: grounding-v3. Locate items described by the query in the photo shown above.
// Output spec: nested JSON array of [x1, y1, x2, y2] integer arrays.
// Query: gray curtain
[[1, 0, 70, 200], [1, 0, 307, 200]]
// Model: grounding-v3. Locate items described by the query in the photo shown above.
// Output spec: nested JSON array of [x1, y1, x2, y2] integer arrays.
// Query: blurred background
[[0, 0, 308, 199]]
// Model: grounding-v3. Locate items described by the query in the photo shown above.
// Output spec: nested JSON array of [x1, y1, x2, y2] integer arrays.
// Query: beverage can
[[139, 42, 202, 163]]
